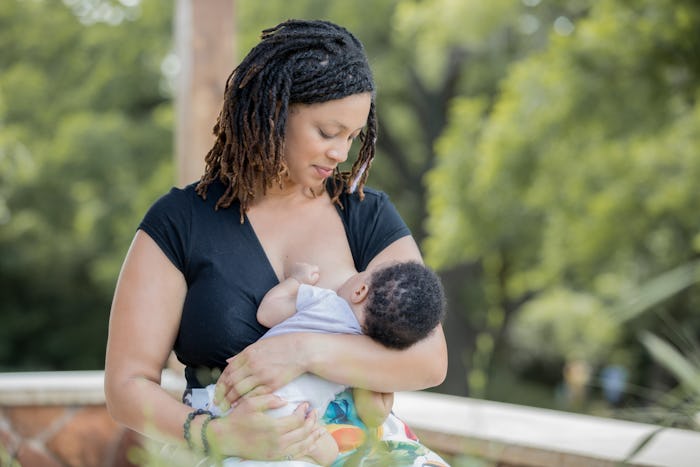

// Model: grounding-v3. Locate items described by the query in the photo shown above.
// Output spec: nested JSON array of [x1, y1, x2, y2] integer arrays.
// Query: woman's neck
[[251, 181, 327, 207]]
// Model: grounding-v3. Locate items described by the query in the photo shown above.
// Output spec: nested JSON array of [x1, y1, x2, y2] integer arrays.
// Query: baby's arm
[[353, 387, 394, 428], [257, 262, 320, 328]]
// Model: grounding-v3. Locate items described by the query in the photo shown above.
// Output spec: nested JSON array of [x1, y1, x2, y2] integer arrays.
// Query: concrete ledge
[[1, 371, 698, 466], [393, 391, 700, 467], [0, 370, 185, 406]]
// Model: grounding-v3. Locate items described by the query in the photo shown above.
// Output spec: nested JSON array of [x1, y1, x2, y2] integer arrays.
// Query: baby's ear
[[350, 283, 369, 304]]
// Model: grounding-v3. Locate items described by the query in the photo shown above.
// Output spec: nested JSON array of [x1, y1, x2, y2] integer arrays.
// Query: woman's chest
[[247, 201, 357, 289]]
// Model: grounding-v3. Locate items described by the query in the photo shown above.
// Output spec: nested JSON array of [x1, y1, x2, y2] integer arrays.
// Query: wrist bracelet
[[183, 409, 211, 450], [201, 413, 217, 455]]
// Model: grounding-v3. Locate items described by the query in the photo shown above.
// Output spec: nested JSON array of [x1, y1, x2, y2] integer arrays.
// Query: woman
[[104, 19, 448, 465]]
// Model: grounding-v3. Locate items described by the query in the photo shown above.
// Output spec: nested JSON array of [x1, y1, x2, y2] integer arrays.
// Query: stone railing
[[0, 370, 182, 466], [1, 371, 698, 466], [393, 391, 700, 467]]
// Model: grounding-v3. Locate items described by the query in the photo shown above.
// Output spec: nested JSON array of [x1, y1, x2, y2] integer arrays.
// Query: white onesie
[[189, 284, 361, 419]]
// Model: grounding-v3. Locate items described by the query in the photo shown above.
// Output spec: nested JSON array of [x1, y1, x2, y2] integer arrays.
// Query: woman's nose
[[326, 142, 350, 163]]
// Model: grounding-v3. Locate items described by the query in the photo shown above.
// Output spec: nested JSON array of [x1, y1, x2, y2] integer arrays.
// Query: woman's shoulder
[[338, 185, 390, 208], [149, 179, 228, 211], [337, 185, 401, 228], [147, 181, 195, 206], [356, 185, 388, 200], [141, 181, 223, 236]]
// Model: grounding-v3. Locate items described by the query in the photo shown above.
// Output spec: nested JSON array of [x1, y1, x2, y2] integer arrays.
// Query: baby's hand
[[287, 262, 320, 285]]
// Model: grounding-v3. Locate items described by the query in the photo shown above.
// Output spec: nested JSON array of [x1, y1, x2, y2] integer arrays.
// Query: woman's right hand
[[206, 394, 326, 460], [215, 333, 312, 407]]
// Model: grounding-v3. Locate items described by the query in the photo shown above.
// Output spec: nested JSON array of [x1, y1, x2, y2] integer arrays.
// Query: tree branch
[[376, 118, 421, 186]]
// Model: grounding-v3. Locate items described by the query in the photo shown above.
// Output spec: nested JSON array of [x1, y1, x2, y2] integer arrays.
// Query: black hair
[[363, 262, 446, 350], [196, 19, 377, 220]]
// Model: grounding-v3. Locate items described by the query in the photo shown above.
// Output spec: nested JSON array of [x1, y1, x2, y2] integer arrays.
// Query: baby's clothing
[[189, 284, 361, 419], [264, 284, 362, 338]]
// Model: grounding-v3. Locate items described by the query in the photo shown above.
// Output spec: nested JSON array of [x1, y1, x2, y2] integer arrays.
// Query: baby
[[191, 260, 446, 466]]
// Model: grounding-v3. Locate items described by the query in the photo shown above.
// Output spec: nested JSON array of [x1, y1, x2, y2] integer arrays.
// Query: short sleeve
[[138, 186, 193, 273], [338, 188, 411, 271], [296, 284, 316, 310]]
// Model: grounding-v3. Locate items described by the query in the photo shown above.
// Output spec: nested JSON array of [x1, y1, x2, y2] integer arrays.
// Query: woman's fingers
[[216, 399, 323, 460], [275, 403, 326, 459], [243, 384, 273, 398], [215, 363, 261, 404], [217, 335, 310, 405], [235, 393, 287, 413], [233, 399, 310, 460], [228, 375, 258, 401], [225, 352, 245, 370]]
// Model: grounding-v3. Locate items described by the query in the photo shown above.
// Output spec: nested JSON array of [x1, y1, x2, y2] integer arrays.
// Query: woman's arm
[[104, 230, 190, 440], [104, 231, 323, 459], [216, 236, 447, 400], [306, 327, 447, 391]]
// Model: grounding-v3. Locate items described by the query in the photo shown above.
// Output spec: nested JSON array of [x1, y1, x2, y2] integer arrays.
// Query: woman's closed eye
[[319, 129, 334, 140], [319, 129, 362, 141]]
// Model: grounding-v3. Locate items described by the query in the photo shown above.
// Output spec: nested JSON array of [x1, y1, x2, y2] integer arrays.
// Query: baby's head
[[340, 261, 446, 350]]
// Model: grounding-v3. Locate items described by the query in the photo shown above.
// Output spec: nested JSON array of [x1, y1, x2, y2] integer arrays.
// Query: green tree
[[426, 0, 700, 402], [368, 0, 593, 396], [0, 0, 174, 370]]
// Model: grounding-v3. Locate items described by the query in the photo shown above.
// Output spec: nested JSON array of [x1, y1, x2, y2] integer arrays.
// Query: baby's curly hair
[[363, 262, 446, 350], [195, 19, 377, 220]]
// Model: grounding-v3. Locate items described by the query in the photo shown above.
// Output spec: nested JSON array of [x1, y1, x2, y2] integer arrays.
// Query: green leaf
[[639, 331, 700, 395], [614, 260, 700, 323]]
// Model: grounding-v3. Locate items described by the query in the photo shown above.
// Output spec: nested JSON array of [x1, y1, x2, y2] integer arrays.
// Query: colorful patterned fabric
[[190, 388, 450, 466], [323, 390, 450, 467]]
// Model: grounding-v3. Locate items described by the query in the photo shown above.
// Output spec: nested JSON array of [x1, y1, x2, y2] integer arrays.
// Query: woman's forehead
[[290, 93, 371, 126]]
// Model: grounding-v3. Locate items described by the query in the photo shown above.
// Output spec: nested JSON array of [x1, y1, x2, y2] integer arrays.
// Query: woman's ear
[[350, 283, 369, 305]]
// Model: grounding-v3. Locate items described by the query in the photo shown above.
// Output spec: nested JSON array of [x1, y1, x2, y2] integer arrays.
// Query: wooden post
[[168, 0, 235, 376], [174, 0, 235, 187]]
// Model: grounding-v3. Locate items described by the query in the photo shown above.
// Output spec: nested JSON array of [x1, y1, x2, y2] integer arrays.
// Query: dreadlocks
[[195, 19, 378, 220]]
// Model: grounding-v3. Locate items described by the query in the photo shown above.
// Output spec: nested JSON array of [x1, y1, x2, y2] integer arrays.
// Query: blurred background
[[1, 0, 699, 431]]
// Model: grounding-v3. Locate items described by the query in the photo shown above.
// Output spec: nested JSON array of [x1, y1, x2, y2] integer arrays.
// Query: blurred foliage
[[509, 288, 619, 365], [611, 261, 700, 431], [2, 0, 700, 426], [0, 0, 174, 370], [425, 0, 700, 404]]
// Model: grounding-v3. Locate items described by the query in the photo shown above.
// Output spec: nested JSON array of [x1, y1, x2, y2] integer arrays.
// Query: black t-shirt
[[139, 180, 411, 387]]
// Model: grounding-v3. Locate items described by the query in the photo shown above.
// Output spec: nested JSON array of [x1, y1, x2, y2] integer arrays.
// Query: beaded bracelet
[[183, 409, 211, 450], [201, 413, 217, 455]]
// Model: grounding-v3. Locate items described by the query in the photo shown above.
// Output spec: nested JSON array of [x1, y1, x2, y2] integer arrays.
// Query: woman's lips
[[314, 166, 334, 178]]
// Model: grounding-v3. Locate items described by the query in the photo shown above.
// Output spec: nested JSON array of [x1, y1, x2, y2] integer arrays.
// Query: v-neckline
[[242, 211, 283, 285], [241, 195, 353, 287]]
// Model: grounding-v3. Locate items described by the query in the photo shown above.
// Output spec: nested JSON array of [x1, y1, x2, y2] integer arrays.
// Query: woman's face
[[282, 92, 371, 192]]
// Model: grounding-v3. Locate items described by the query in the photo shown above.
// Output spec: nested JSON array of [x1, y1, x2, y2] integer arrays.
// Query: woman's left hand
[[214, 333, 312, 408]]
